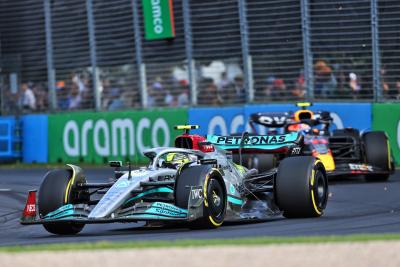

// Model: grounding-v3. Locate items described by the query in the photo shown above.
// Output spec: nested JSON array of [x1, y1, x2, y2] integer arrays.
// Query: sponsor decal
[[208, 114, 246, 135], [229, 184, 236, 194], [63, 118, 169, 157], [49, 109, 187, 163], [291, 147, 301, 155], [26, 204, 35, 213], [349, 163, 373, 172], [142, 0, 175, 40], [115, 181, 129, 188], [214, 135, 286, 145], [191, 188, 203, 199], [151, 202, 187, 217], [257, 115, 287, 126]]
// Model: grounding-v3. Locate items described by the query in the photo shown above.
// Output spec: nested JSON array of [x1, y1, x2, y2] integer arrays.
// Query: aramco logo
[[62, 118, 170, 157]]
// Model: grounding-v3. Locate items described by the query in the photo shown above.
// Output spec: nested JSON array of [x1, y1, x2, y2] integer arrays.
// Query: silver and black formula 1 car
[[21, 125, 328, 235], [245, 102, 395, 181]]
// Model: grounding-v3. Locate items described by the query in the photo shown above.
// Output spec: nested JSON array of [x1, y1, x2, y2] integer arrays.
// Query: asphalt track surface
[[0, 168, 400, 246]]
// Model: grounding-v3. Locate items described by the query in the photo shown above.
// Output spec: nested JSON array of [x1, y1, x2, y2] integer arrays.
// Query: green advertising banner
[[142, 0, 175, 40], [48, 108, 188, 164], [372, 103, 400, 166]]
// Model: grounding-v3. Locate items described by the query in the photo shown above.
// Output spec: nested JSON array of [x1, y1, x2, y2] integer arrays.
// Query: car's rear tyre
[[275, 156, 328, 218], [232, 154, 275, 173], [175, 165, 226, 229], [255, 154, 276, 172], [362, 131, 391, 182], [38, 168, 86, 235]]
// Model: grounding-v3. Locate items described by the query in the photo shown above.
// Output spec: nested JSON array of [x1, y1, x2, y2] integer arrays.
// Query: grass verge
[[1, 233, 400, 253]]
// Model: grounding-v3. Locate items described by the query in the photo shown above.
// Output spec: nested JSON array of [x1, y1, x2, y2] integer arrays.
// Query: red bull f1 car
[[21, 125, 328, 235], [244, 103, 395, 181]]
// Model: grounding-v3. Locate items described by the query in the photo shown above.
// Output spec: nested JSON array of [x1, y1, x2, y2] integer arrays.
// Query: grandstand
[[0, 0, 399, 114]]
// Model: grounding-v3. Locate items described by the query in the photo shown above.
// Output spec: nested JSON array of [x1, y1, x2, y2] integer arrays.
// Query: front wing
[[21, 186, 205, 225]]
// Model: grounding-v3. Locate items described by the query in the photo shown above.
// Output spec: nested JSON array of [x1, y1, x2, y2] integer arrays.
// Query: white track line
[[0, 189, 11, 192]]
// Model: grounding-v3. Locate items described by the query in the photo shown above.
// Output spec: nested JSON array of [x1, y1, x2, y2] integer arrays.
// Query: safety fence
[[1, 1, 400, 114], [7, 103, 400, 165]]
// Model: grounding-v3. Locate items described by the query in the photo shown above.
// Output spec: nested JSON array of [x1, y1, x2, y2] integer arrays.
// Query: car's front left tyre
[[38, 167, 87, 235]]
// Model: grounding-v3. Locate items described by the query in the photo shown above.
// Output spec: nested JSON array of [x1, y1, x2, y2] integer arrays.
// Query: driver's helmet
[[294, 109, 314, 121], [288, 110, 314, 132], [164, 152, 194, 169]]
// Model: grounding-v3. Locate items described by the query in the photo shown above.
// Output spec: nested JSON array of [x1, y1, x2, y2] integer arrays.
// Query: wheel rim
[[207, 178, 225, 221], [314, 170, 328, 210]]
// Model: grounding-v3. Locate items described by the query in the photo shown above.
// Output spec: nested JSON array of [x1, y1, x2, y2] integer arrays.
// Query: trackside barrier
[[372, 103, 400, 166], [8, 103, 398, 165], [0, 117, 21, 162], [21, 115, 48, 163], [47, 108, 188, 164]]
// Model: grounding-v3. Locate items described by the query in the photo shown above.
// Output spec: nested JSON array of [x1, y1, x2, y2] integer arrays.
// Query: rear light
[[198, 142, 215, 153]]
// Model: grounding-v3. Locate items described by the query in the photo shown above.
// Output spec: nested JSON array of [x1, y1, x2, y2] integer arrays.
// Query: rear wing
[[250, 112, 291, 128], [206, 132, 302, 151]]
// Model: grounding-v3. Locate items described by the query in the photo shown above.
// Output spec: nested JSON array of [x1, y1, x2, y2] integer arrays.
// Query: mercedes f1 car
[[21, 125, 328, 235], [244, 103, 395, 181]]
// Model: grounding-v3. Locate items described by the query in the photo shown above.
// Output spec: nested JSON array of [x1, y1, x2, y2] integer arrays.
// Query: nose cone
[[88, 172, 147, 219]]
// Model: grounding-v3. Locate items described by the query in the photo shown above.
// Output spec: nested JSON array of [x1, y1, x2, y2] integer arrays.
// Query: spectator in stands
[[56, 81, 69, 110], [198, 78, 220, 106], [291, 74, 306, 99], [233, 75, 246, 103], [380, 67, 390, 98], [314, 60, 337, 98], [32, 83, 47, 111], [68, 83, 82, 110], [2, 87, 19, 114], [263, 75, 276, 99], [348, 72, 362, 98], [151, 77, 166, 107], [18, 83, 36, 112], [218, 72, 231, 91], [271, 79, 287, 100], [164, 90, 175, 106], [177, 80, 190, 106], [108, 88, 126, 111], [394, 80, 400, 100]]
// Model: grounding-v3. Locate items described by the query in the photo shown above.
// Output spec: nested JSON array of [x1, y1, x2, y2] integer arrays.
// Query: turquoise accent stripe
[[207, 132, 299, 151], [228, 195, 244, 205], [43, 204, 74, 219], [124, 187, 173, 205]]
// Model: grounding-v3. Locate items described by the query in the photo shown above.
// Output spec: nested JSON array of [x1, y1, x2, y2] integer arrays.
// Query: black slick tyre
[[362, 131, 391, 182], [275, 156, 328, 218], [175, 165, 226, 228], [232, 154, 275, 173], [38, 168, 86, 235]]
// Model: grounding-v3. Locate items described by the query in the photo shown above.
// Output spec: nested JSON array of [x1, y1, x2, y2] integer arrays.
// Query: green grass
[[1, 234, 400, 253]]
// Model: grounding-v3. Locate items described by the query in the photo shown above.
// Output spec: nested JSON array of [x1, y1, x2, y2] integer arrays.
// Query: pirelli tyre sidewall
[[38, 166, 87, 235], [362, 131, 391, 181], [275, 156, 328, 218], [175, 165, 227, 228]]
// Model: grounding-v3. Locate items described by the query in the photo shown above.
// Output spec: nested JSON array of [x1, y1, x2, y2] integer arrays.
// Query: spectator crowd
[[2, 60, 400, 115]]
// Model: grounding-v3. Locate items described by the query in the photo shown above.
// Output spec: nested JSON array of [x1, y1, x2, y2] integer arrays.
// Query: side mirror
[[109, 161, 122, 168]]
